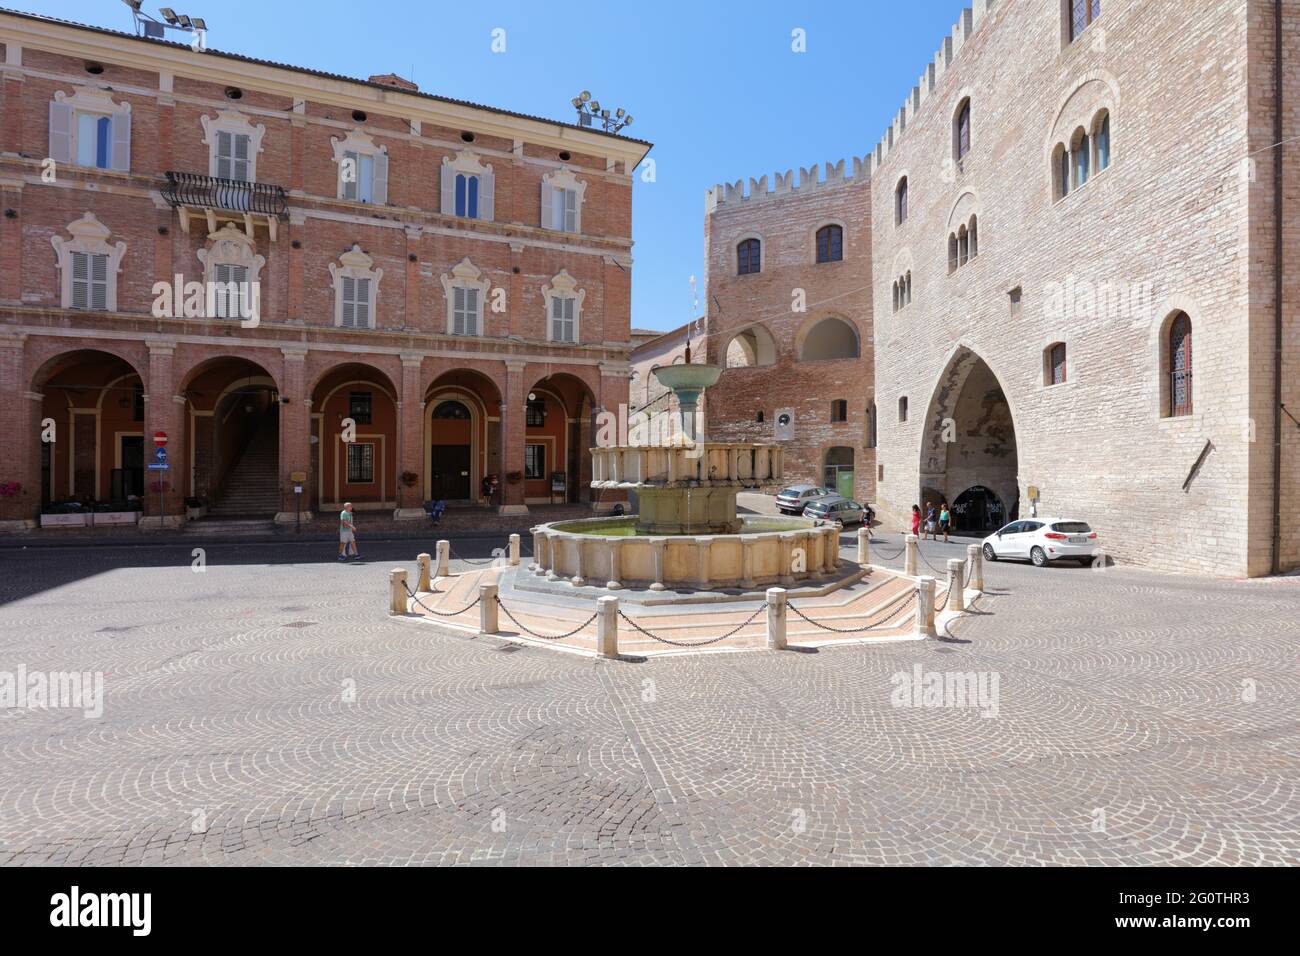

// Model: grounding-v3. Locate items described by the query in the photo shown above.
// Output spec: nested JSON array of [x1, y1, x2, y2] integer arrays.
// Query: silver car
[[775, 484, 835, 515], [802, 496, 870, 526]]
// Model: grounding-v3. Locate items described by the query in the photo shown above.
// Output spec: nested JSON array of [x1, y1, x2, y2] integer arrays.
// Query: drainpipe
[[1272, 0, 1284, 575]]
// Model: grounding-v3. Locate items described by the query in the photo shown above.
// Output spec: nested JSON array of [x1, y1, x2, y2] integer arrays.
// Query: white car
[[981, 518, 1101, 568]]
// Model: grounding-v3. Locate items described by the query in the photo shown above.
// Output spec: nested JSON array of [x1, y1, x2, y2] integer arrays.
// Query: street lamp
[[571, 90, 634, 134], [123, 2, 209, 41]]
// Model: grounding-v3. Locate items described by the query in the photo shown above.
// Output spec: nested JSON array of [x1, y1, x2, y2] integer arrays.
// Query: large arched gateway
[[919, 347, 1019, 534]]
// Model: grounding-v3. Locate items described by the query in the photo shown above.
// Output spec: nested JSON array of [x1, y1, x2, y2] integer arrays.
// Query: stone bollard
[[596, 596, 619, 659], [914, 576, 936, 636], [947, 559, 966, 612], [479, 582, 499, 635], [416, 553, 433, 592], [388, 568, 409, 616], [905, 534, 919, 576], [529, 528, 544, 572], [508, 533, 521, 566], [857, 526, 871, 568], [967, 543, 984, 592], [766, 587, 788, 650], [435, 539, 450, 578]]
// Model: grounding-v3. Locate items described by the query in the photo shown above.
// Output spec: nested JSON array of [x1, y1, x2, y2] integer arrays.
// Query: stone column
[[766, 587, 787, 650], [739, 536, 756, 590], [545, 532, 561, 581], [499, 359, 528, 515], [649, 539, 667, 591], [276, 347, 311, 524], [435, 539, 450, 577], [823, 526, 839, 573], [571, 538, 586, 587], [967, 543, 984, 592], [857, 526, 871, 567], [915, 576, 936, 636], [394, 353, 424, 519], [416, 553, 432, 592], [509, 533, 521, 566], [946, 559, 966, 612], [143, 341, 184, 529], [695, 537, 713, 591], [388, 568, 408, 615], [605, 538, 623, 589], [905, 534, 919, 576], [479, 582, 499, 634], [596, 596, 619, 659], [0, 332, 38, 527]]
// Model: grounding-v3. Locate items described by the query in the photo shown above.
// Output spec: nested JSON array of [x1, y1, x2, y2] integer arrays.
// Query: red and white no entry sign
[[153, 432, 168, 447]]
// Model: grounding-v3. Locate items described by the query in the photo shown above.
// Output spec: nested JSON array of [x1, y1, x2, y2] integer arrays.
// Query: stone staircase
[[209, 420, 279, 518]]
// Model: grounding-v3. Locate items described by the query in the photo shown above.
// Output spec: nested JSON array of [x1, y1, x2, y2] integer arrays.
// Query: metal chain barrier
[[964, 559, 975, 588], [403, 581, 482, 617], [870, 540, 907, 560], [933, 584, 950, 611], [915, 541, 952, 577], [447, 543, 500, 566], [787, 587, 916, 634], [495, 596, 596, 640], [617, 604, 767, 648]]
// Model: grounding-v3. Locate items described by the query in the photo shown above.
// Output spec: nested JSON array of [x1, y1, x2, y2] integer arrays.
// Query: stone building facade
[[702, 0, 1296, 577], [0, 9, 649, 528], [702, 167, 875, 501]]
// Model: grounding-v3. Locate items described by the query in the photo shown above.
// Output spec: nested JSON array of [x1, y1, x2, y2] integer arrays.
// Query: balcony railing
[[162, 172, 288, 218]]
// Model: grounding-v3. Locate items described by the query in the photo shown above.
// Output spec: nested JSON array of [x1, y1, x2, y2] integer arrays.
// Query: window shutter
[[216, 131, 232, 179], [70, 252, 88, 309], [452, 287, 465, 334], [355, 278, 371, 327], [440, 162, 456, 215], [341, 276, 356, 327], [111, 107, 131, 172], [372, 150, 388, 205], [90, 254, 108, 311], [342, 150, 358, 201], [466, 289, 478, 334], [479, 169, 494, 222], [49, 99, 74, 165], [564, 189, 577, 232], [541, 181, 553, 230], [233, 134, 250, 181]]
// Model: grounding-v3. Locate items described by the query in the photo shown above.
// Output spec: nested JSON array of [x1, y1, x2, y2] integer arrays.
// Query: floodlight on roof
[[159, 7, 178, 22]]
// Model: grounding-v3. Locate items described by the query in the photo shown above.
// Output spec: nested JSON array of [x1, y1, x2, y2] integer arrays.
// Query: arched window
[[1046, 342, 1067, 385], [1095, 111, 1111, 172], [737, 238, 761, 276], [955, 99, 971, 162], [957, 225, 969, 267], [968, 216, 978, 259], [905, 271, 912, 304], [1070, 0, 1102, 42], [1056, 144, 1071, 199], [815, 224, 843, 263], [1072, 129, 1090, 189], [756, 410, 765, 423], [1169, 312, 1193, 416], [892, 280, 900, 313], [801, 317, 859, 360], [948, 233, 958, 273], [895, 177, 909, 225]]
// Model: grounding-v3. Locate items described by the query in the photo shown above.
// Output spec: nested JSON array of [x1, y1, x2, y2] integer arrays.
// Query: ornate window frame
[[328, 244, 383, 329], [50, 212, 126, 311], [439, 257, 489, 336], [49, 88, 132, 172], [200, 109, 266, 181], [439, 150, 495, 221], [196, 223, 266, 321], [542, 269, 585, 343], [541, 167, 587, 234], [330, 129, 389, 205]]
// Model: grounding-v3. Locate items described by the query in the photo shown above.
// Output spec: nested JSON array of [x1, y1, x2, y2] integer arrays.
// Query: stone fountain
[[521, 354, 861, 598]]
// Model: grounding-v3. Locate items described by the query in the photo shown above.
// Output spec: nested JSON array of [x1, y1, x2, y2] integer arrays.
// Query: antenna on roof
[[123, 2, 209, 47]]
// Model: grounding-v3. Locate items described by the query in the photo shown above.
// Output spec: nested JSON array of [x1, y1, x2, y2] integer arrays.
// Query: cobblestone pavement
[[0, 533, 1296, 865]]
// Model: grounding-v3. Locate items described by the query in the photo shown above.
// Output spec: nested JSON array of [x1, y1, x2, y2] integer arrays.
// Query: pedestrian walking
[[911, 504, 922, 538], [338, 502, 359, 561], [924, 501, 937, 540], [939, 502, 952, 543]]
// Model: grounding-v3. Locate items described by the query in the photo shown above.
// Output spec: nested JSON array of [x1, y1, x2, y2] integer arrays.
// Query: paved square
[[0, 535, 1296, 865]]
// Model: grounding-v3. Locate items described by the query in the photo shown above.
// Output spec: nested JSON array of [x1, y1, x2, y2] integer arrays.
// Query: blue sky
[[35, 0, 968, 331]]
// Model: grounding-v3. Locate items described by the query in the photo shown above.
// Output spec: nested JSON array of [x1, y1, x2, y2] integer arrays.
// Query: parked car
[[802, 496, 871, 526], [775, 484, 836, 515], [981, 518, 1100, 567]]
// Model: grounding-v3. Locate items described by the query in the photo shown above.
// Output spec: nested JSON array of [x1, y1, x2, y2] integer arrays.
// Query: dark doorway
[[952, 485, 1007, 534], [430, 444, 471, 500], [119, 436, 144, 498]]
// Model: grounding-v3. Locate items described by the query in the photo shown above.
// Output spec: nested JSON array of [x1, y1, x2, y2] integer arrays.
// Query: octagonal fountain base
[[523, 514, 864, 605]]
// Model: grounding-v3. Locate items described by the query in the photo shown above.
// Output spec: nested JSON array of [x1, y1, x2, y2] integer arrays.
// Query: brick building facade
[[702, 167, 874, 501], [700, 0, 1296, 577], [0, 9, 649, 527]]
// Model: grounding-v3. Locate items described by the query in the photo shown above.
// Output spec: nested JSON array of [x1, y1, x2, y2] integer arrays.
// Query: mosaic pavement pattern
[[0, 534, 1296, 865]]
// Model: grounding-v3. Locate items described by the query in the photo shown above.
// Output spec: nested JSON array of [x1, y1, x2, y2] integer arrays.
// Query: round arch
[[424, 368, 502, 504], [721, 323, 778, 368], [798, 316, 861, 361], [527, 370, 598, 504]]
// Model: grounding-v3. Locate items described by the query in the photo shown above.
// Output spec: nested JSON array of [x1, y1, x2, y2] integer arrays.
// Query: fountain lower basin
[[528, 514, 845, 592]]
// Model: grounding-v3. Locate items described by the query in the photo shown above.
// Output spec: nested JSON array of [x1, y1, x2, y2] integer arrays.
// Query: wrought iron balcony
[[162, 172, 288, 240], [162, 172, 288, 217]]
